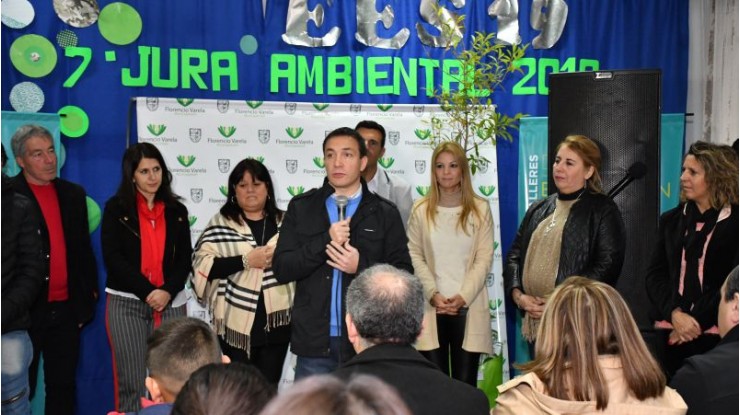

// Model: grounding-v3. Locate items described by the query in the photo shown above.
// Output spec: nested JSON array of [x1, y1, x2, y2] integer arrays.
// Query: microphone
[[607, 162, 647, 199], [336, 195, 349, 221]]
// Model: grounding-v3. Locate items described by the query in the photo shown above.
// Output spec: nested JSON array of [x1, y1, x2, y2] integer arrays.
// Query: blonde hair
[[418, 141, 482, 232], [680, 141, 739, 209], [518, 277, 666, 410], [556, 135, 603, 193]]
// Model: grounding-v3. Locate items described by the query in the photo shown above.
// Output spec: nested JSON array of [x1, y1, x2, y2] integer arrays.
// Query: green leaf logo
[[415, 186, 430, 196], [246, 100, 263, 109], [248, 156, 265, 164], [287, 186, 305, 196], [218, 126, 237, 138], [313, 103, 329, 111], [177, 155, 196, 167], [147, 124, 166, 136], [177, 98, 194, 107], [188, 216, 197, 226], [219, 186, 228, 197], [376, 104, 393, 112], [312, 157, 325, 168], [489, 298, 503, 312], [414, 129, 431, 140], [478, 185, 496, 196], [494, 241, 500, 251], [286, 127, 304, 139], [378, 157, 395, 169]]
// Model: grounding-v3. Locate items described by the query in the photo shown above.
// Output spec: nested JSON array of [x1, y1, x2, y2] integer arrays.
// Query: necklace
[[247, 212, 268, 246], [543, 192, 583, 235]]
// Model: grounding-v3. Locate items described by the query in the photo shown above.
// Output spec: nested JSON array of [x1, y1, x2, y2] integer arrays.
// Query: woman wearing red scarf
[[102, 143, 193, 413]]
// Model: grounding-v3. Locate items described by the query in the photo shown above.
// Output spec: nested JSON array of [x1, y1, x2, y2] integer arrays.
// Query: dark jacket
[[101, 195, 193, 301], [334, 343, 489, 415], [1, 176, 44, 333], [670, 325, 739, 415], [504, 191, 625, 295], [645, 203, 738, 329], [11, 174, 98, 325], [273, 179, 413, 359]]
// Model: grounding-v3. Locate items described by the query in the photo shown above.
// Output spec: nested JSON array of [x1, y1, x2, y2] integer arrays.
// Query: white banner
[[136, 98, 509, 380]]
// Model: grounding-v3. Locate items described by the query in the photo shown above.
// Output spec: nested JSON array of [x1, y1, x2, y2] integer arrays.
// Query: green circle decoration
[[56, 29, 78, 48], [9, 82, 44, 112], [240, 35, 258, 55], [86, 196, 101, 233], [58, 105, 89, 138], [10, 34, 57, 78], [98, 2, 142, 46]]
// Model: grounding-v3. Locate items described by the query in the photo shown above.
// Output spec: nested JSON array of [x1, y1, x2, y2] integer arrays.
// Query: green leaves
[[177, 98, 194, 107], [218, 126, 237, 138], [146, 124, 166, 136], [414, 129, 431, 140], [313, 103, 329, 111], [176, 155, 196, 167], [312, 157, 325, 168], [219, 186, 228, 197], [287, 186, 305, 196], [378, 157, 395, 168], [415, 186, 430, 196], [246, 100, 263, 109], [478, 185, 496, 196], [286, 127, 304, 139], [376, 104, 393, 112], [188, 216, 197, 226]]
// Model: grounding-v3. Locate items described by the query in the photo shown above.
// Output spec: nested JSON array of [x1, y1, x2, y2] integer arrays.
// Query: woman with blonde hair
[[504, 135, 625, 347], [646, 141, 738, 378], [407, 141, 494, 385], [494, 277, 687, 414]]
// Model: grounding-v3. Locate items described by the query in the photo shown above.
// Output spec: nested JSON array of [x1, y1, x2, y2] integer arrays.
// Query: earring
[[230, 195, 236, 204]]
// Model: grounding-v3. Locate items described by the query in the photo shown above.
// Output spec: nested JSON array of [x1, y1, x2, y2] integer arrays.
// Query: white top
[[429, 205, 474, 297]]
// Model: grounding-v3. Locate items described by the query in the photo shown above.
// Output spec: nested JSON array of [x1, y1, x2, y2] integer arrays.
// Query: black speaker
[[548, 69, 661, 329]]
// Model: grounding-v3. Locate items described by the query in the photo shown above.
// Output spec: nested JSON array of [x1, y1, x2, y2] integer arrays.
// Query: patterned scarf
[[192, 213, 293, 355]]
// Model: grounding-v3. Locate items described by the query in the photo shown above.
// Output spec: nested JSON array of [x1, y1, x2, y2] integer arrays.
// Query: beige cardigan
[[407, 196, 494, 354], [493, 356, 688, 415]]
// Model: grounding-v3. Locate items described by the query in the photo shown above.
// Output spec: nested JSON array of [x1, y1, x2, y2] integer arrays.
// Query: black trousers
[[219, 337, 289, 385], [420, 314, 480, 386], [29, 301, 80, 415]]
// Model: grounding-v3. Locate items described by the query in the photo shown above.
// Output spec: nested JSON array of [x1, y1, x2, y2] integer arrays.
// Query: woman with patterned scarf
[[192, 158, 293, 384], [646, 141, 739, 379]]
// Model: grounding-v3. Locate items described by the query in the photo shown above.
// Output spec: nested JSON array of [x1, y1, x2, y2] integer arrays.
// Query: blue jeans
[[294, 337, 342, 380], [2, 330, 33, 415]]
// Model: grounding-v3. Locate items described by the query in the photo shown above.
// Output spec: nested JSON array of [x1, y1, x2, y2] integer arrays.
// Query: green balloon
[[98, 2, 142, 46], [86, 196, 101, 233]]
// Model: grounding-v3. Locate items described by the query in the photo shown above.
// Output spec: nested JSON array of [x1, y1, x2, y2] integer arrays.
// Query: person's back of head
[[718, 266, 739, 338], [346, 264, 424, 348], [258, 374, 411, 415], [146, 317, 223, 402], [520, 276, 666, 410], [171, 362, 274, 415]]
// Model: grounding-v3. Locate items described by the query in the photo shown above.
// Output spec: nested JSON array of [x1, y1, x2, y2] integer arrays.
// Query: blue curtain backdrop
[[1, 1, 688, 413]]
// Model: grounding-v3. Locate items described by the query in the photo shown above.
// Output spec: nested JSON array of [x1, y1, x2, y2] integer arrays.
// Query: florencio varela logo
[[246, 100, 263, 109], [147, 124, 166, 136], [376, 104, 393, 112], [414, 129, 431, 141], [312, 157, 325, 168], [177, 98, 194, 107], [416, 186, 430, 196], [219, 186, 229, 197], [218, 126, 237, 138], [313, 103, 329, 111], [188, 216, 197, 226], [287, 186, 305, 196], [478, 185, 496, 196], [177, 155, 196, 167], [285, 127, 304, 139], [378, 157, 394, 169], [249, 156, 265, 164]]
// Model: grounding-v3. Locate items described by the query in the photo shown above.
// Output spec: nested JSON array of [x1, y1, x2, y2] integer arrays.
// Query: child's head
[[171, 362, 275, 415], [145, 317, 223, 402]]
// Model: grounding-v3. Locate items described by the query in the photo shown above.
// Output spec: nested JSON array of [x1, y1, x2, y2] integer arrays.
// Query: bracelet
[[242, 253, 250, 270]]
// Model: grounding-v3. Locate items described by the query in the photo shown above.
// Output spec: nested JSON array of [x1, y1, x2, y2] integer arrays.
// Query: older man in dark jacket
[[2, 145, 44, 415], [274, 127, 412, 379]]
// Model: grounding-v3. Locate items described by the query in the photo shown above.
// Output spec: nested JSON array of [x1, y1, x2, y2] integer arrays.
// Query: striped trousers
[[106, 294, 185, 412]]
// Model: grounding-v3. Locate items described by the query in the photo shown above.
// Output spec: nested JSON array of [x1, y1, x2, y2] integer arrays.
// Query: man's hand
[[326, 240, 359, 274], [328, 219, 351, 245]]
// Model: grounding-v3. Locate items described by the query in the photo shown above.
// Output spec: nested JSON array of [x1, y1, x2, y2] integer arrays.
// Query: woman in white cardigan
[[407, 141, 494, 386]]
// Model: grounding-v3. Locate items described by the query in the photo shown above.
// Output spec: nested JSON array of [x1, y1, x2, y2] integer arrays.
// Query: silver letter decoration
[[416, 0, 465, 48], [282, 0, 341, 47], [530, 0, 568, 49], [355, 0, 410, 49], [488, 0, 521, 45]]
